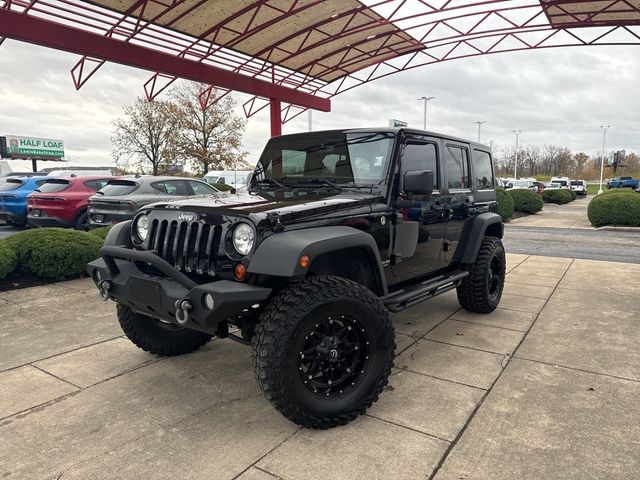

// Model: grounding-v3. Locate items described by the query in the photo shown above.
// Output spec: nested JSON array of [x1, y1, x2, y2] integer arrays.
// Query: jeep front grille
[[148, 219, 222, 275]]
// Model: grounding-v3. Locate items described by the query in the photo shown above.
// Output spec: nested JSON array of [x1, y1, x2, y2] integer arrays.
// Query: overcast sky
[[1, 38, 639, 170]]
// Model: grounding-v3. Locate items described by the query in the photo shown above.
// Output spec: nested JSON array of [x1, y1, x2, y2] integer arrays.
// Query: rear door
[[442, 142, 474, 264]]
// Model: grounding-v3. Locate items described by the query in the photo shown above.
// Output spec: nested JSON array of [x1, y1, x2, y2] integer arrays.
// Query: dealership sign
[[3, 135, 65, 158]]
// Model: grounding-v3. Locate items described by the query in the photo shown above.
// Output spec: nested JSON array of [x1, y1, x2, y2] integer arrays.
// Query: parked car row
[[0, 173, 220, 230], [498, 176, 588, 197]]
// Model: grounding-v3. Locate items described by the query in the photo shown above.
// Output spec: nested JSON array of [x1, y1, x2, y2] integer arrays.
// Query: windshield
[[0, 179, 23, 191], [571, 181, 583, 186], [252, 132, 395, 188], [37, 179, 71, 193], [98, 180, 139, 196]]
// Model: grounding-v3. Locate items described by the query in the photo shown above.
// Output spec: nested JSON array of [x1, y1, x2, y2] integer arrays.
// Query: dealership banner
[[3, 135, 65, 158]]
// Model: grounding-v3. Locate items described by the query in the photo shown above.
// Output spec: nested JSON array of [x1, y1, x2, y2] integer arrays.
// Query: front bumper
[[88, 246, 272, 335]]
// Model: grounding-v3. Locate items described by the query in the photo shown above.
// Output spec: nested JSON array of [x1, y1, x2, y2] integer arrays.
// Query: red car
[[27, 176, 114, 230]]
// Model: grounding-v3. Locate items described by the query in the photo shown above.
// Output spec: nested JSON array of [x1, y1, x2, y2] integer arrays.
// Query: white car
[[570, 180, 587, 196], [544, 183, 561, 190], [506, 179, 537, 192]]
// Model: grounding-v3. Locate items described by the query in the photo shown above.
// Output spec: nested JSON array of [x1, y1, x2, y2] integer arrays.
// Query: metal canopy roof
[[542, 0, 640, 27], [1, 0, 640, 131], [90, 0, 422, 83]]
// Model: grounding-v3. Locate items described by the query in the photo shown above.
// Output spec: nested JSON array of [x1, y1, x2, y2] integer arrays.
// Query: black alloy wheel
[[298, 314, 369, 397]]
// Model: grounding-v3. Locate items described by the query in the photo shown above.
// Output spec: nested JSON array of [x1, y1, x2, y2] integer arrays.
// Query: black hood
[[146, 191, 381, 225]]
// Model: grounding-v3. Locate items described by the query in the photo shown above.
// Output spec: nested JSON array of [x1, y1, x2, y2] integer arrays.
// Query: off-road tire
[[117, 304, 212, 356], [252, 275, 394, 429], [457, 236, 505, 313]]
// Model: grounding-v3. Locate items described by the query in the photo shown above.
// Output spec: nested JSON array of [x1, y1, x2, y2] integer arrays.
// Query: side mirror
[[404, 170, 434, 195]]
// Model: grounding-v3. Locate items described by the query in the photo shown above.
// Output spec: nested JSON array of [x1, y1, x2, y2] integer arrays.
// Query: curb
[[595, 226, 640, 233]]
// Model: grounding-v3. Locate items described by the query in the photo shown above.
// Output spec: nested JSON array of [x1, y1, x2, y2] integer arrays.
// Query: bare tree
[[169, 82, 248, 175], [112, 98, 178, 175]]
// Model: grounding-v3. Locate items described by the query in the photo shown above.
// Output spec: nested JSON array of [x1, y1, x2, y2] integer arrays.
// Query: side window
[[445, 145, 470, 190], [164, 180, 190, 196], [401, 142, 438, 189], [189, 181, 216, 195], [152, 182, 167, 193], [473, 150, 494, 190]]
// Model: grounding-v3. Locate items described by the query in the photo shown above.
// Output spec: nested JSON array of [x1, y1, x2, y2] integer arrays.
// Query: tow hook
[[175, 299, 192, 325], [97, 280, 112, 301]]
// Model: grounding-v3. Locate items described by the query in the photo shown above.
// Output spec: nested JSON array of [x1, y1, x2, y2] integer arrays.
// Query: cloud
[[1, 39, 639, 172]]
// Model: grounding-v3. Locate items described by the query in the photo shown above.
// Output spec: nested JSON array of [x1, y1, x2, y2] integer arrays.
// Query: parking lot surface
[[1, 254, 639, 479]]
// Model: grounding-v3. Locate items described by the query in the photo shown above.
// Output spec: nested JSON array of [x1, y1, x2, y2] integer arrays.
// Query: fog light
[[234, 263, 247, 281], [204, 293, 215, 310]]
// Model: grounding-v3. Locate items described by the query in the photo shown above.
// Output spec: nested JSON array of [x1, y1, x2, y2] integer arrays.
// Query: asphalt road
[[504, 225, 640, 264], [0, 224, 20, 239]]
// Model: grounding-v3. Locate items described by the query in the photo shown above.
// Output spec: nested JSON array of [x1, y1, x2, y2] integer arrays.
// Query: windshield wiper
[[251, 177, 286, 189], [291, 178, 344, 191]]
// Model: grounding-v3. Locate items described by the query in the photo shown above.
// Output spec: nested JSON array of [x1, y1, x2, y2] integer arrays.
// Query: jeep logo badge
[[178, 213, 194, 222]]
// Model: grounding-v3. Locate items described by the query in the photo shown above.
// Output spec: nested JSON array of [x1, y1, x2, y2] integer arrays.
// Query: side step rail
[[382, 270, 469, 313]]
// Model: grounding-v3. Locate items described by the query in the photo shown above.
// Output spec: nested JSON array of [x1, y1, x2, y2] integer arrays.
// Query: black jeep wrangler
[[88, 128, 505, 428]]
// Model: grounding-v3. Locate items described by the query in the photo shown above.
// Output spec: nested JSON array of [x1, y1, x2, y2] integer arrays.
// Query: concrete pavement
[[508, 196, 593, 229], [1, 254, 639, 479]]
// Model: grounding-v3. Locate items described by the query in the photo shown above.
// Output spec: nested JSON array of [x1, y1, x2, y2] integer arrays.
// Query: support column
[[31, 158, 38, 173], [270, 98, 282, 137]]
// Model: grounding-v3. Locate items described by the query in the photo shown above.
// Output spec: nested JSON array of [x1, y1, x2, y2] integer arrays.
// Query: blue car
[[0, 176, 50, 226]]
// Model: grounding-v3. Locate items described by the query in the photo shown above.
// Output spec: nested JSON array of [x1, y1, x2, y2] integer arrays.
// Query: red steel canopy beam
[[0, 8, 331, 112]]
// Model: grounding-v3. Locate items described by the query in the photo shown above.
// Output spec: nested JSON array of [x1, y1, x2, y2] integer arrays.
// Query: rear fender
[[453, 212, 503, 264]]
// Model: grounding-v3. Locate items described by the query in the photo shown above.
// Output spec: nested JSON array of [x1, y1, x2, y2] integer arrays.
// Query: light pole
[[598, 125, 610, 195], [474, 121, 487, 142], [418, 96, 435, 130], [513, 130, 521, 179]]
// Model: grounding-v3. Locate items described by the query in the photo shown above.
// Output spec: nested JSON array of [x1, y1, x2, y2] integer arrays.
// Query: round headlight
[[233, 222, 255, 255], [136, 214, 149, 241]]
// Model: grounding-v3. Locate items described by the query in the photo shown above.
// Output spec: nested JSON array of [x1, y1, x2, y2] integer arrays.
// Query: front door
[[390, 136, 448, 281]]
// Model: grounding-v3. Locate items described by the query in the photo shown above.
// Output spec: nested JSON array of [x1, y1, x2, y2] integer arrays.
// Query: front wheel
[[457, 236, 505, 313], [117, 304, 212, 356], [252, 276, 394, 429]]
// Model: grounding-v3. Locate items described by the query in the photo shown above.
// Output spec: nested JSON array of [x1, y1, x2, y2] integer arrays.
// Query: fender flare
[[247, 226, 388, 295], [454, 212, 503, 264], [103, 220, 133, 248]]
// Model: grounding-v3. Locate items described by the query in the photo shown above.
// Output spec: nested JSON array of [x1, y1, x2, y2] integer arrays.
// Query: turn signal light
[[300, 255, 310, 269], [234, 263, 247, 281]]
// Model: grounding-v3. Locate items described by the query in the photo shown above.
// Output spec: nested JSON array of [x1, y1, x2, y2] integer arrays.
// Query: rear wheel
[[74, 211, 89, 230], [117, 304, 212, 356], [252, 275, 394, 429], [457, 236, 505, 313]]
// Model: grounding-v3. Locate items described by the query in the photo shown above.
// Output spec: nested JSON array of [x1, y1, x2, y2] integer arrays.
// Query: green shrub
[[212, 182, 233, 192], [5, 228, 103, 280], [567, 189, 577, 201], [90, 226, 112, 240], [506, 189, 543, 213], [0, 239, 17, 280], [496, 187, 514, 222], [542, 189, 571, 204], [588, 189, 640, 227]]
